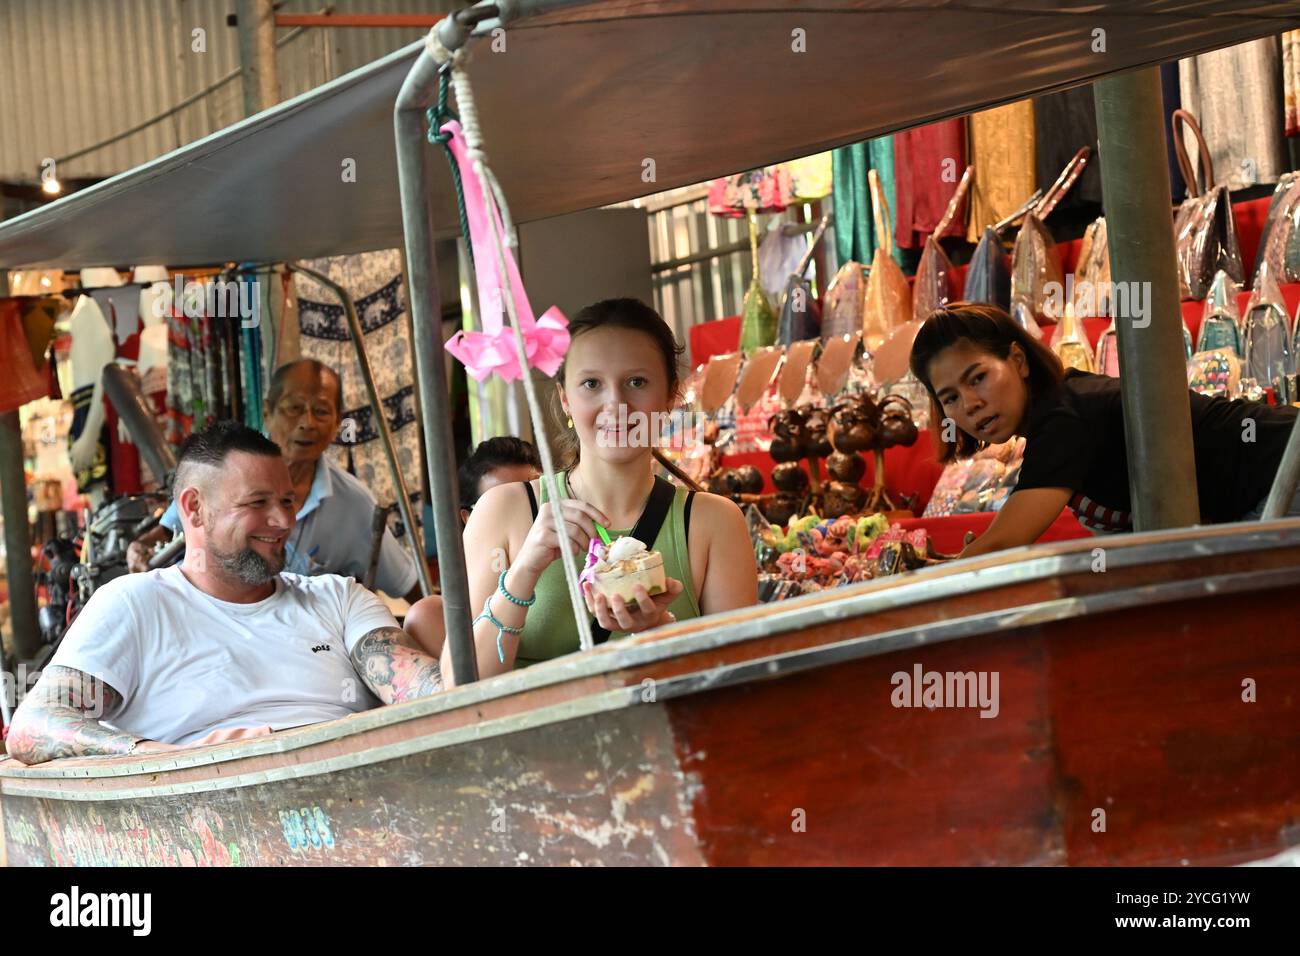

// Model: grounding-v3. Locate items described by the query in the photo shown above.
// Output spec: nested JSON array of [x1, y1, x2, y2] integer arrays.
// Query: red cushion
[[895, 509, 1091, 554]]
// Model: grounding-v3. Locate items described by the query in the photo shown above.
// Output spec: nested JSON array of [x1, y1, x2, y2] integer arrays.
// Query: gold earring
[[566, 416, 573, 428]]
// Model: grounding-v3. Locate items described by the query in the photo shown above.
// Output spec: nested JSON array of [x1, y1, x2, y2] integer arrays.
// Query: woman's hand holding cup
[[584, 577, 683, 634]]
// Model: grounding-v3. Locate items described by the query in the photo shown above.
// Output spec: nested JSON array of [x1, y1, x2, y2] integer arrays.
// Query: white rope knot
[[424, 27, 460, 68]]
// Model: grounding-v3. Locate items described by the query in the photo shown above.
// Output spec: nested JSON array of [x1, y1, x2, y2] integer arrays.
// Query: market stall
[[2, 0, 1300, 868]]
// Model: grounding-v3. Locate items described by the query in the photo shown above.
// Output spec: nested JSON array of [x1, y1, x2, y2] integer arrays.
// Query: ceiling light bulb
[[42, 177, 61, 195]]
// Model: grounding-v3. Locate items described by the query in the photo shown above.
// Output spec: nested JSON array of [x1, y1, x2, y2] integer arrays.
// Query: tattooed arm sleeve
[[349, 626, 444, 705], [5, 665, 139, 765]]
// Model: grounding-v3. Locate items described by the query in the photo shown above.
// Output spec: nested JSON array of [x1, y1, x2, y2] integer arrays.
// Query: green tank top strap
[[514, 470, 701, 667]]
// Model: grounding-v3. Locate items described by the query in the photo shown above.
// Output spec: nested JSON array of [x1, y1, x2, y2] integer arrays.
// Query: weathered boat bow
[[4, 521, 1298, 865]]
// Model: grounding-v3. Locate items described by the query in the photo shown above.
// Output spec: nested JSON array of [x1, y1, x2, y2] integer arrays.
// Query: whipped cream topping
[[581, 536, 654, 586], [606, 536, 647, 563]]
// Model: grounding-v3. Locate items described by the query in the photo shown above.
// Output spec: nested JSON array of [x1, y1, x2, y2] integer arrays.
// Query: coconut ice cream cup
[[591, 550, 667, 603], [582, 536, 667, 604]]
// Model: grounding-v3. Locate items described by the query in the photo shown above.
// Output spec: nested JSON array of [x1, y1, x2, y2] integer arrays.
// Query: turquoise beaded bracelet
[[497, 570, 535, 606], [473, 591, 523, 664]]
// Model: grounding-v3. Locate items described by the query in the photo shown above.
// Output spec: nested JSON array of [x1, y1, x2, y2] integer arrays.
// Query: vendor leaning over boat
[[127, 358, 422, 604], [5, 422, 447, 766], [405, 298, 759, 683], [910, 302, 1300, 558]]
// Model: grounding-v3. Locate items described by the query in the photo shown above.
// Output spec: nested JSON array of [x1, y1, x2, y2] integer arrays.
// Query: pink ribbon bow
[[440, 120, 569, 382]]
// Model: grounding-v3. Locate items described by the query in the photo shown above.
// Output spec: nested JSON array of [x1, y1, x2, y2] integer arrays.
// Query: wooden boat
[[4, 0, 1300, 868], [4, 520, 1298, 866]]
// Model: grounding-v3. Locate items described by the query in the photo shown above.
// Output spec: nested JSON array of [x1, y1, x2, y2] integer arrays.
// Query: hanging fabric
[[868, 137, 904, 267], [1172, 109, 1246, 300], [1032, 87, 1104, 220], [67, 294, 115, 491], [1179, 36, 1288, 191], [296, 250, 425, 527], [707, 166, 795, 218], [966, 101, 1037, 243], [1285, 30, 1300, 138], [787, 152, 833, 202], [832, 142, 872, 265], [757, 220, 810, 305], [893, 118, 968, 250]]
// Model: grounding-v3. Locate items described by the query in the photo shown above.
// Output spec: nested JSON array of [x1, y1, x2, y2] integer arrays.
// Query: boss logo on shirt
[[310, 644, 331, 654]]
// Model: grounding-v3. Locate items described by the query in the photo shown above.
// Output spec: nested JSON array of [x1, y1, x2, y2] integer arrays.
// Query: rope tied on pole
[[424, 28, 594, 652]]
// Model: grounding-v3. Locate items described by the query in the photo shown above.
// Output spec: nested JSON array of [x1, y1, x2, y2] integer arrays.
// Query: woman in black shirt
[[909, 303, 1299, 556]]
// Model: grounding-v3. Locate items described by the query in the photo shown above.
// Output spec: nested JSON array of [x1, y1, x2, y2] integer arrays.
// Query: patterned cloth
[[707, 166, 795, 217], [893, 118, 968, 250], [1033, 87, 1104, 214], [1179, 36, 1288, 191], [295, 250, 423, 543], [967, 102, 1036, 242], [1286, 30, 1300, 137], [1069, 491, 1132, 534], [788, 153, 833, 201]]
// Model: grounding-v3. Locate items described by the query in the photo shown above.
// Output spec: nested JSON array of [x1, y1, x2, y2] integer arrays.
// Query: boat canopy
[[1, 0, 1296, 270]]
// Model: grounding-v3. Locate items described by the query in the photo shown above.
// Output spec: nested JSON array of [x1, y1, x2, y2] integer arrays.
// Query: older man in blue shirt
[[128, 359, 421, 602]]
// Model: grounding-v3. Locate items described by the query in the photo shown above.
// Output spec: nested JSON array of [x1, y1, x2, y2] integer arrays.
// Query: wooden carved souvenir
[[778, 339, 817, 405], [815, 333, 860, 398], [734, 346, 783, 413]]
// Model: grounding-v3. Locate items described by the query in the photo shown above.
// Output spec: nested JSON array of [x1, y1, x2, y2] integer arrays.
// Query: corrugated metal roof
[[0, 0, 462, 182], [2, 0, 1297, 271]]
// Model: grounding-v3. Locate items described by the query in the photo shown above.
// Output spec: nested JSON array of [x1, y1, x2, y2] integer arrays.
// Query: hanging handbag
[[776, 213, 831, 345], [1053, 306, 1095, 372], [1241, 261, 1294, 397], [1009, 213, 1058, 339], [1197, 270, 1244, 356], [964, 190, 1041, 311], [912, 165, 973, 322], [821, 261, 868, 342], [1009, 148, 1091, 338], [1094, 319, 1120, 377], [862, 168, 910, 350], [739, 214, 778, 351], [0, 298, 51, 413], [1071, 216, 1112, 318], [1251, 171, 1300, 289], [1171, 109, 1245, 300]]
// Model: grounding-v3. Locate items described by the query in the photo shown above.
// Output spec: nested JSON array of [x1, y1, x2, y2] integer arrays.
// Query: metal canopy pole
[[393, 0, 599, 685], [1261, 416, 1300, 518], [0, 267, 39, 666], [1094, 69, 1200, 531], [289, 263, 436, 598], [394, 25, 476, 684]]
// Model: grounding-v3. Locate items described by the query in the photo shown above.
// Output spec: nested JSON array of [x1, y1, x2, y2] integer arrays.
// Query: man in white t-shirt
[[6, 422, 446, 765]]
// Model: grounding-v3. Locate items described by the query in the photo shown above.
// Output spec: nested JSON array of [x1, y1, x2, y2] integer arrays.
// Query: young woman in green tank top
[[404, 299, 759, 685]]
